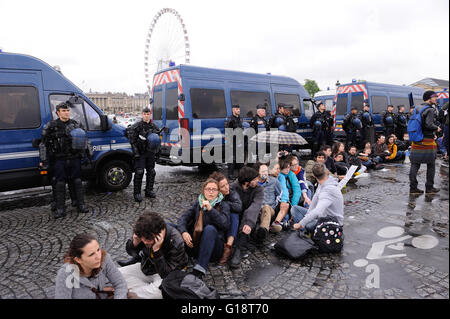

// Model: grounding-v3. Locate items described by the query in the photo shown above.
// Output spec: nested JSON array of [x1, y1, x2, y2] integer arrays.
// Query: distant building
[[410, 78, 449, 91], [86, 92, 150, 114]]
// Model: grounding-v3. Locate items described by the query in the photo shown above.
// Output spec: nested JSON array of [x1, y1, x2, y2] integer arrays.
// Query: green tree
[[304, 79, 320, 97]]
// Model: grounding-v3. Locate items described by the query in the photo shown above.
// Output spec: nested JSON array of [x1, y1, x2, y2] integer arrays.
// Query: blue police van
[[332, 81, 425, 138], [313, 88, 336, 111], [0, 52, 134, 192], [437, 90, 449, 109], [150, 65, 313, 165]]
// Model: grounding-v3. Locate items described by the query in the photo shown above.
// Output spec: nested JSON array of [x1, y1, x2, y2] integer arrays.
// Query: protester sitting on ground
[[269, 162, 281, 178], [397, 133, 411, 152], [287, 155, 313, 208], [333, 152, 349, 175], [120, 212, 188, 298], [254, 162, 282, 241], [332, 141, 349, 164], [305, 151, 325, 185], [208, 172, 242, 265], [178, 178, 230, 279], [347, 145, 362, 170], [372, 135, 390, 163], [320, 144, 337, 175], [385, 134, 405, 162], [293, 163, 344, 234], [55, 234, 128, 299], [229, 166, 265, 268], [270, 157, 301, 232], [358, 142, 378, 169]]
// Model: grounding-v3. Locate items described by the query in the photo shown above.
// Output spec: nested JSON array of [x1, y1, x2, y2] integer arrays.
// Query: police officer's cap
[[56, 101, 71, 112], [317, 102, 324, 107], [256, 104, 266, 110], [397, 104, 405, 110], [277, 103, 286, 108], [142, 107, 151, 113], [232, 104, 240, 109], [351, 106, 358, 110], [284, 104, 294, 109]]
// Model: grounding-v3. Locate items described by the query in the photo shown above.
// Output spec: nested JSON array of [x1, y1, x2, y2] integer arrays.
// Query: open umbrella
[[250, 130, 308, 145]]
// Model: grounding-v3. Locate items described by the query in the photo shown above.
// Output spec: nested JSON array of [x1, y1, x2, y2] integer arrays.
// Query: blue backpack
[[407, 105, 430, 142]]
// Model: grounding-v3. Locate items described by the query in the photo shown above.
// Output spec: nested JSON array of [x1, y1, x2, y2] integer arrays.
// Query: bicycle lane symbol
[[353, 226, 439, 288]]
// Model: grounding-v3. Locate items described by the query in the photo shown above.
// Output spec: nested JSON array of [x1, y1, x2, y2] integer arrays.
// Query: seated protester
[[229, 166, 265, 268], [347, 145, 362, 170], [397, 133, 411, 152], [332, 141, 349, 165], [55, 234, 128, 299], [333, 152, 349, 176], [255, 162, 282, 238], [293, 163, 344, 234], [270, 157, 301, 232], [269, 162, 281, 178], [320, 144, 337, 175], [359, 143, 377, 169], [372, 135, 390, 163], [121, 212, 188, 298], [178, 179, 230, 279], [305, 151, 326, 185], [208, 172, 242, 265], [385, 134, 405, 162], [287, 155, 313, 208]]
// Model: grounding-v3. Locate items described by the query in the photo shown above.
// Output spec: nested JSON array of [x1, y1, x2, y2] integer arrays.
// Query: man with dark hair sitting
[[229, 166, 265, 268], [119, 211, 188, 299]]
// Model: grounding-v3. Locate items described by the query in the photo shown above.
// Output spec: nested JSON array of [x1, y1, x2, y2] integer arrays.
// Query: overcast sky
[[0, 0, 448, 94]]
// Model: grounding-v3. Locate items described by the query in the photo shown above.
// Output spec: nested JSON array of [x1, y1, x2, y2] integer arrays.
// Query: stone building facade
[[86, 92, 150, 114]]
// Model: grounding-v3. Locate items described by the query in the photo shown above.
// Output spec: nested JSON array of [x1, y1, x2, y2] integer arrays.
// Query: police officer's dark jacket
[[382, 110, 396, 127], [342, 113, 359, 132], [126, 120, 160, 155], [358, 110, 374, 127], [310, 110, 332, 130], [250, 115, 268, 131], [225, 114, 243, 129], [39, 118, 90, 161], [396, 112, 409, 128], [269, 112, 285, 128], [125, 224, 188, 278]]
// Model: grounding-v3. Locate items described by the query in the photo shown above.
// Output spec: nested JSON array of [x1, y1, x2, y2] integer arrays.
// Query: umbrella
[[250, 130, 308, 145]]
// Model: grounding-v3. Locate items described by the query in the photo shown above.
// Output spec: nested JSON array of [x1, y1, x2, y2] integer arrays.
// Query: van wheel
[[99, 160, 132, 191]]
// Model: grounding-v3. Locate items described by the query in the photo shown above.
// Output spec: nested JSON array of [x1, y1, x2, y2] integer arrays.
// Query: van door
[[164, 82, 181, 146], [0, 71, 44, 191], [334, 93, 349, 137], [370, 95, 388, 134]]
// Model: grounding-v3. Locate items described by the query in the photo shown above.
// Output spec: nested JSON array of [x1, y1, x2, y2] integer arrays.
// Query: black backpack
[[160, 270, 218, 299], [312, 217, 344, 253], [274, 230, 318, 260]]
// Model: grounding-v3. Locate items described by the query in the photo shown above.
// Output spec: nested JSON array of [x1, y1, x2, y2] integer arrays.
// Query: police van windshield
[[335, 94, 348, 115], [152, 88, 162, 120]]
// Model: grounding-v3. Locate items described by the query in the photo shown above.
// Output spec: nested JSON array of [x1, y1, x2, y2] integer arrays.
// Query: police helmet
[[242, 121, 251, 129], [398, 115, 407, 124], [385, 116, 394, 125], [362, 112, 371, 121], [70, 128, 88, 150], [147, 133, 161, 152], [352, 118, 362, 129], [274, 117, 285, 128], [278, 125, 287, 132], [258, 123, 266, 129], [314, 120, 322, 129]]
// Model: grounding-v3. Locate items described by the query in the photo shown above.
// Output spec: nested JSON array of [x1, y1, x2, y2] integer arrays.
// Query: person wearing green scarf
[[177, 178, 230, 279]]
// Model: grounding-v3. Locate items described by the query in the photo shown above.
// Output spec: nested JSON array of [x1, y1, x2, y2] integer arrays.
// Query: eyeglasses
[[205, 188, 218, 192]]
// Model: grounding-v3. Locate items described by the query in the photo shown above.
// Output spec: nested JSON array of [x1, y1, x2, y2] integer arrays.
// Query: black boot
[[133, 168, 144, 202], [54, 181, 66, 219], [230, 233, 248, 269], [68, 180, 78, 208], [117, 256, 141, 267], [73, 178, 89, 214], [144, 169, 156, 198]]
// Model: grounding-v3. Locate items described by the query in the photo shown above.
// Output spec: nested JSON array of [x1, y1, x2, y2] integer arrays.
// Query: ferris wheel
[[144, 8, 190, 95]]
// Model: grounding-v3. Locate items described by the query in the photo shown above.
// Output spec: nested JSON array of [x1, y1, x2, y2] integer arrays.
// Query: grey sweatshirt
[[299, 177, 344, 227], [55, 253, 128, 299]]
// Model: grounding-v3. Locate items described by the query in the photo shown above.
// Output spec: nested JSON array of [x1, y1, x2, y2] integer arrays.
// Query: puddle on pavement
[[244, 258, 285, 287]]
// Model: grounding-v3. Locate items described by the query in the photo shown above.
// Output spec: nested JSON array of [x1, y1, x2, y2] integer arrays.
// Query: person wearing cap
[[342, 107, 360, 151], [39, 101, 92, 218], [269, 103, 286, 129], [409, 91, 441, 194], [125, 107, 161, 202], [225, 104, 244, 178], [282, 104, 297, 133], [310, 102, 332, 156], [382, 105, 396, 138], [395, 105, 408, 141], [358, 102, 375, 147], [250, 104, 268, 132]]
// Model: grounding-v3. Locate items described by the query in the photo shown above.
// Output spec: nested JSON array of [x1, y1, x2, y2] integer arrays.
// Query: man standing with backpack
[[408, 91, 441, 194]]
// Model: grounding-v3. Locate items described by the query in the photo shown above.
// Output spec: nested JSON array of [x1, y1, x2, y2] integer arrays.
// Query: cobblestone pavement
[[0, 159, 448, 299]]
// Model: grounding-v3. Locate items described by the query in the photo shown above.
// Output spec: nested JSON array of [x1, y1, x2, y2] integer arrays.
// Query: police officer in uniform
[[283, 104, 297, 133], [382, 104, 396, 138], [269, 103, 286, 129], [126, 107, 161, 202], [395, 105, 408, 141], [250, 104, 268, 131], [343, 106, 361, 150], [39, 101, 92, 219], [225, 104, 243, 178], [309, 102, 332, 155], [359, 101, 375, 146]]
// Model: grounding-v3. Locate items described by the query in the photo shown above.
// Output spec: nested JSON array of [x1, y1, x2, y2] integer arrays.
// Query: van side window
[[49, 94, 88, 129], [303, 100, 313, 117], [390, 97, 410, 111], [83, 100, 101, 130], [325, 99, 334, 111], [152, 88, 163, 120], [230, 91, 272, 118], [165, 86, 179, 120], [335, 94, 348, 115], [0, 86, 41, 130], [190, 88, 226, 119], [351, 93, 364, 111], [371, 96, 388, 114], [275, 93, 301, 116]]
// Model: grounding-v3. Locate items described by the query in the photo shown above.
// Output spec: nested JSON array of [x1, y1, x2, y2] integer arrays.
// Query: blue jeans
[[227, 213, 240, 239], [289, 206, 318, 233], [194, 225, 224, 274]]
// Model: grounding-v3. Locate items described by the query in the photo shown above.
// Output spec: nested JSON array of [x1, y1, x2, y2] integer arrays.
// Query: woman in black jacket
[[178, 178, 230, 278]]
